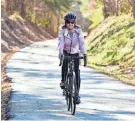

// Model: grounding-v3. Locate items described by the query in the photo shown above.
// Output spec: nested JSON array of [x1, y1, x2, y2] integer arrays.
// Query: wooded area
[[1, 0, 135, 34], [86, 0, 135, 18], [1, 0, 72, 36], [96, 0, 135, 18], [1, 0, 135, 120]]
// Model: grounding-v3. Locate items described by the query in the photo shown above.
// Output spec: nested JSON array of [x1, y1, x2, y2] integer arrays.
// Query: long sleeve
[[78, 29, 87, 54], [58, 29, 64, 54]]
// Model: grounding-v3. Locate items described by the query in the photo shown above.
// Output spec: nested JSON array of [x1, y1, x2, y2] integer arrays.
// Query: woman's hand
[[83, 54, 87, 66], [59, 53, 63, 59]]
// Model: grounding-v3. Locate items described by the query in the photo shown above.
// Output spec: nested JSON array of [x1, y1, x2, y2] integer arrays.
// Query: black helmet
[[64, 13, 76, 21]]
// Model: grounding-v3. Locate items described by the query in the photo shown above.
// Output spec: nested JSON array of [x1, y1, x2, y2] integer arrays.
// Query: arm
[[78, 29, 87, 54], [77, 29, 87, 66], [58, 29, 64, 54]]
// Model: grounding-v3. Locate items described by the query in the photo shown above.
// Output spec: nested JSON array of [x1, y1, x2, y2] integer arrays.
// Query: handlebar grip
[[59, 63, 61, 66], [59, 56, 63, 66], [84, 57, 87, 67], [59, 59, 62, 66]]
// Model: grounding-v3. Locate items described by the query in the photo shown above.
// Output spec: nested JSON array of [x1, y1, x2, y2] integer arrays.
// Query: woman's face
[[66, 20, 75, 30]]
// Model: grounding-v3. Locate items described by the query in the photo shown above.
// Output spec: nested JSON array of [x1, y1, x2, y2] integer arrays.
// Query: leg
[[60, 51, 68, 89], [78, 69, 81, 91], [74, 55, 80, 92], [61, 57, 68, 82], [74, 54, 81, 104]]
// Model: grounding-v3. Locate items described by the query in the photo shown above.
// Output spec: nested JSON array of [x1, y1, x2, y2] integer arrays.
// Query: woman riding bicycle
[[58, 13, 87, 104]]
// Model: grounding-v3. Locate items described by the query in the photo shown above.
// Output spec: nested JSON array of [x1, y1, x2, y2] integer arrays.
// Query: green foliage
[[87, 15, 135, 66], [81, 0, 132, 29], [86, 15, 135, 84], [25, 9, 37, 24], [54, 25, 58, 33], [36, 15, 50, 27], [24, 0, 74, 33], [25, 8, 50, 27], [80, 0, 91, 13], [25, 8, 32, 20], [120, 0, 132, 14], [42, 0, 71, 14], [95, 0, 104, 4], [4, 11, 9, 17], [31, 11, 36, 24], [89, 7, 104, 29], [10, 11, 24, 21], [80, 0, 104, 30]]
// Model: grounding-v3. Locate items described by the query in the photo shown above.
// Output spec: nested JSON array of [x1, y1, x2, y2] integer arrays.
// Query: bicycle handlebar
[[59, 55, 87, 67]]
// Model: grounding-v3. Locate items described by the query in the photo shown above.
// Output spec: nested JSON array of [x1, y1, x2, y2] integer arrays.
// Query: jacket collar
[[63, 28, 76, 39]]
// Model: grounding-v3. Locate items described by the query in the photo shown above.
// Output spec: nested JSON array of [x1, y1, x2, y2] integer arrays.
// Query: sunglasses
[[66, 21, 75, 24]]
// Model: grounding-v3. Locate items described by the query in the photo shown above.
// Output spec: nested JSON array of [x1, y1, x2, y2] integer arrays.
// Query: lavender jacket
[[58, 26, 87, 54]]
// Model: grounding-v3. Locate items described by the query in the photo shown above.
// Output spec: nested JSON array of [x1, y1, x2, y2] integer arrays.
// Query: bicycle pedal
[[62, 90, 66, 96], [72, 93, 76, 97]]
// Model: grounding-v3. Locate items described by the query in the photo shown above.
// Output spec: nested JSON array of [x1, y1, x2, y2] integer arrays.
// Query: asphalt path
[[6, 39, 135, 121]]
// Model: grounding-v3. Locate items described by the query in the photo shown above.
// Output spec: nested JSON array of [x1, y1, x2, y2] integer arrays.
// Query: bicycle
[[59, 55, 86, 115]]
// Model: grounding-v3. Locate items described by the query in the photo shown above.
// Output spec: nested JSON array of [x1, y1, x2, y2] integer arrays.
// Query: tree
[[132, 0, 135, 18], [95, 0, 133, 17], [2, 0, 74, 36]]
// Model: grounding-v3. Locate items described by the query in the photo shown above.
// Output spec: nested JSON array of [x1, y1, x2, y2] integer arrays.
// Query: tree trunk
[[132, 0, 135, 18], [5, 0, 10, 13], [116, 0, 119, 16], [20, 0, 25, 17], [128, 0, 132, 5], [111, 0, 115, 15], [103, 0, 108, 18]]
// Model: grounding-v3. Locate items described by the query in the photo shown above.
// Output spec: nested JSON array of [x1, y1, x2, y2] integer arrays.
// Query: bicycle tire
[[70, 72, 77, 115], [78, 69, 81, 92], [66, 75, 71, 111]]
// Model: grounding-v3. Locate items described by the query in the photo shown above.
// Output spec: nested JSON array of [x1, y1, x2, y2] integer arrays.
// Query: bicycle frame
[[64, 57, 75, 92], [59, 55, 84, 115]]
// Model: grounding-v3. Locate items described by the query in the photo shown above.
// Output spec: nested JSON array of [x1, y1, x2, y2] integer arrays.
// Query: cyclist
[[58, 13, 87, 104]]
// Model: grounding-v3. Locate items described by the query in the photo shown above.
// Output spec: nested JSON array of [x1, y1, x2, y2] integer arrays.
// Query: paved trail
[[6, 39, 135, 121]]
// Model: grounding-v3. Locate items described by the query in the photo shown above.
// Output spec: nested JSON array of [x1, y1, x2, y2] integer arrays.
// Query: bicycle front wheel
[[70, 72, 77, 115], [66, 75, 71, 111]]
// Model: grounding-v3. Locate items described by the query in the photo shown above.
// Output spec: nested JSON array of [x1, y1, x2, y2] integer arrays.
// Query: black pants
[[61, 50, 81, 92]]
